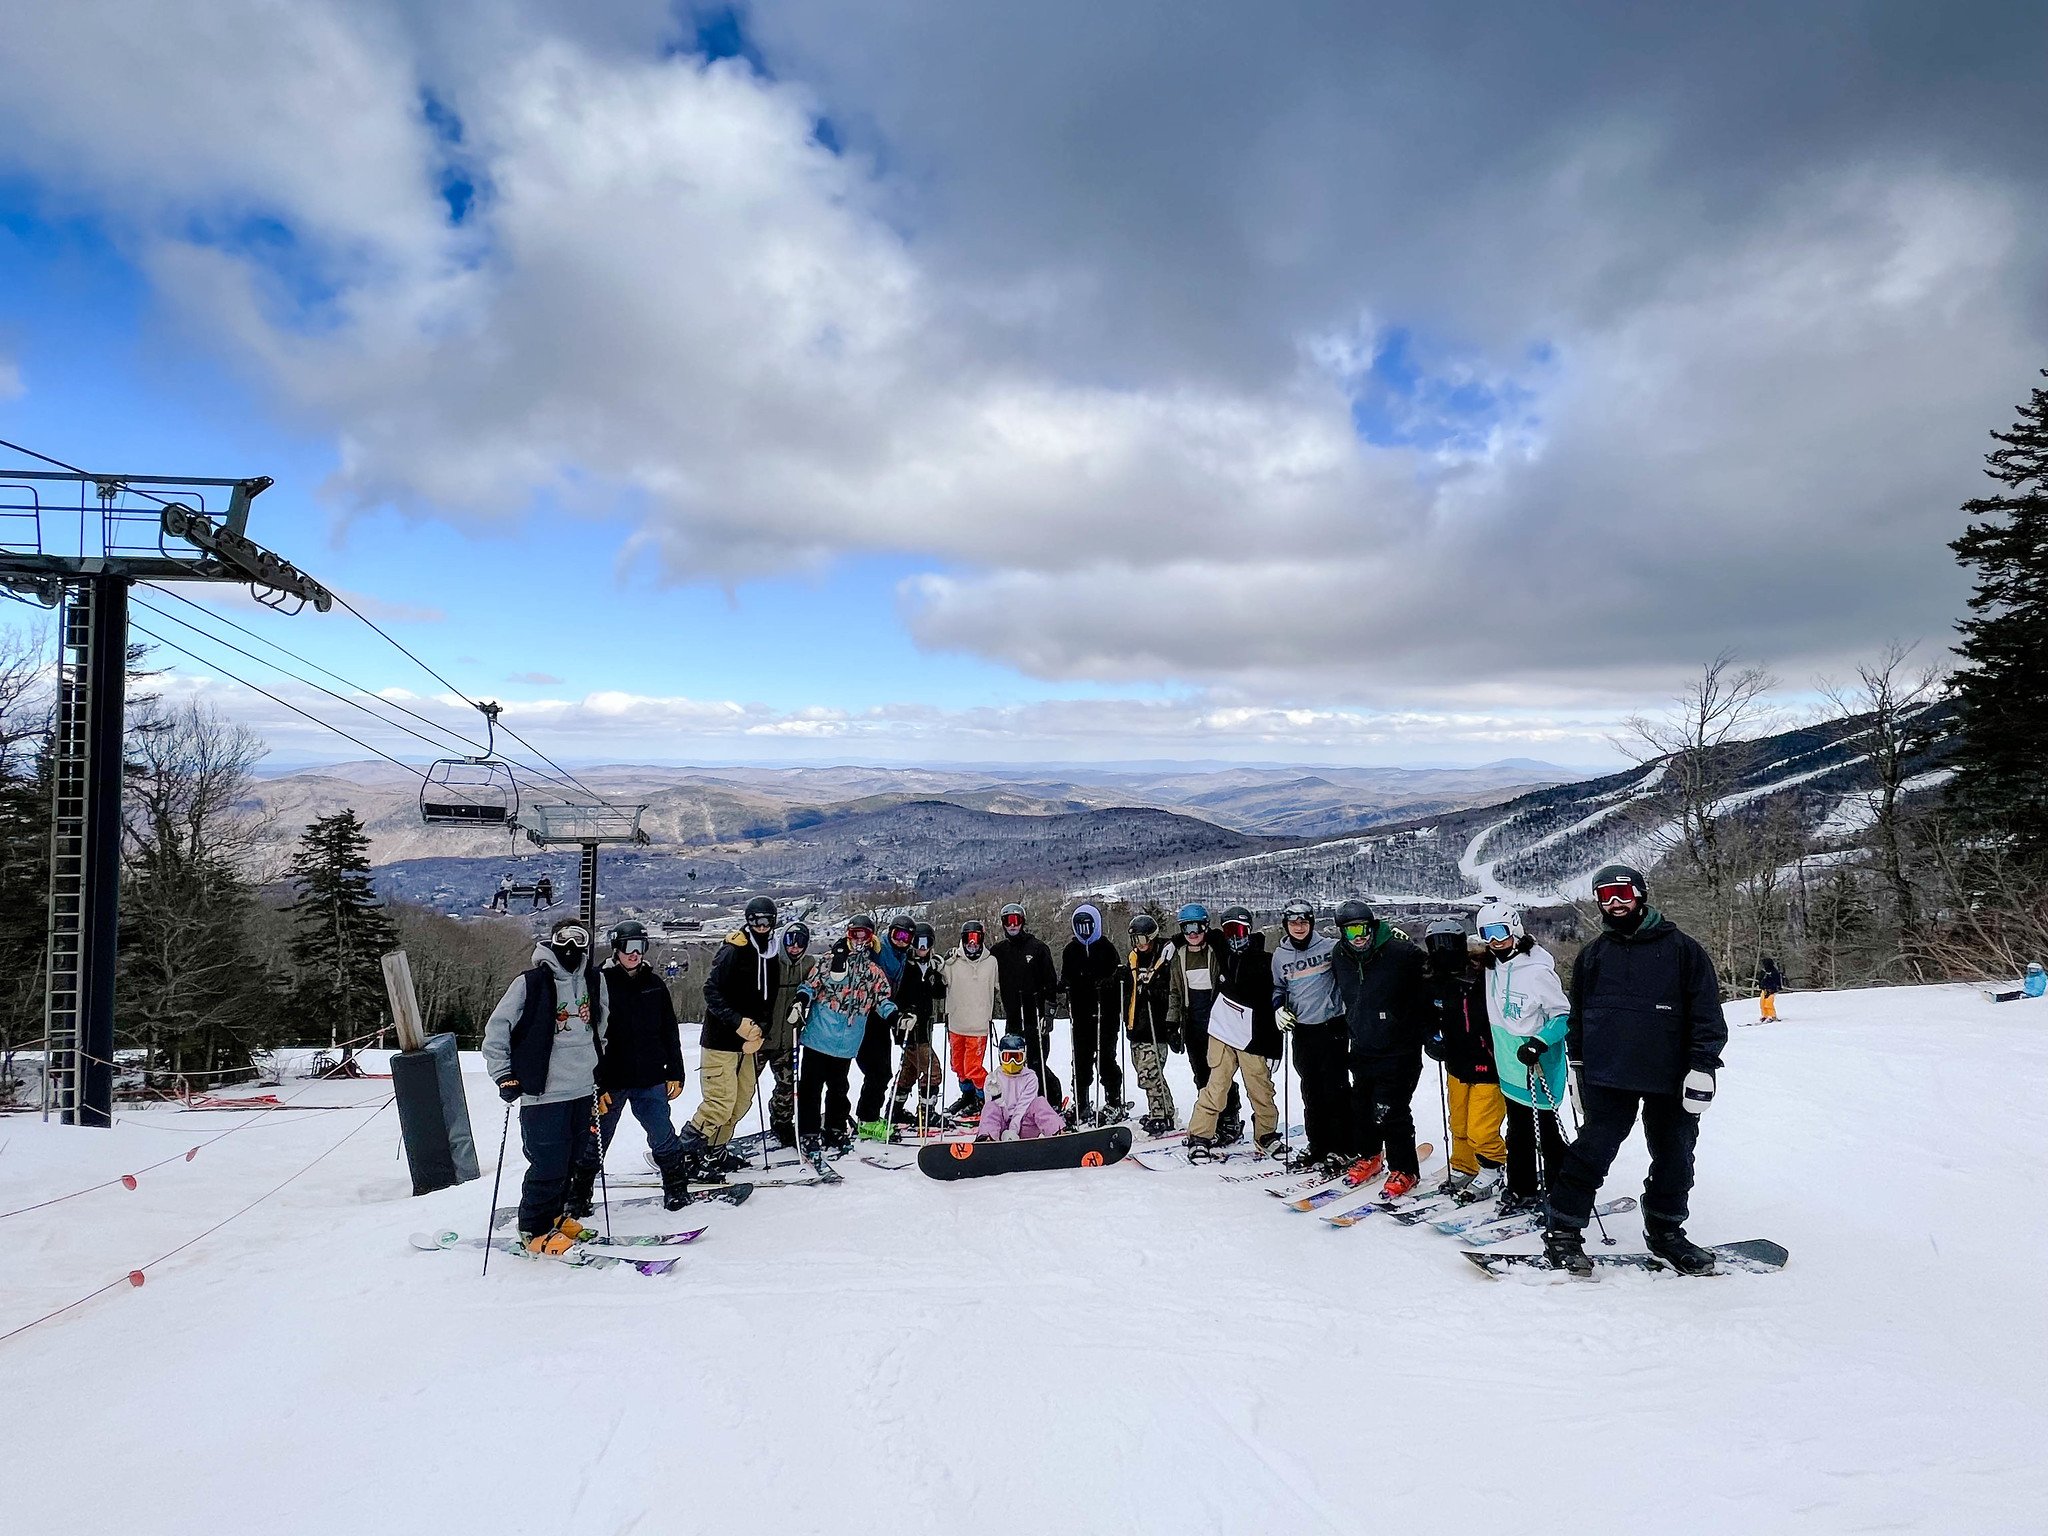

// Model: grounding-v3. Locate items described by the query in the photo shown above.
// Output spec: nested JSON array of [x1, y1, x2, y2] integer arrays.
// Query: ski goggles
[[552, 926, 590, 948], [1284, 913, 1314, 927], [1478, 923, 1513, 943], [890, 927, 915, 945], [1221, 920, 1252, 940], [1001, 916, 1025, 933], [998, 1047, 1027, 1071], [618, 937, 649, 956], [846, 925, 874, 944], [1341, 922, 1373, 943], [1180, 921, 1208, 936], [1594, 880, 1639, 905], [783, 936, 809, 955]]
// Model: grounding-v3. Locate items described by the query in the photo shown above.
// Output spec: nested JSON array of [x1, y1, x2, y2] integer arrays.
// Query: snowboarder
[[1476, 899, 1570, 1222], [1757, 955, 1784, 1023], [1542, 864, 1727, 1277], [764, 921, 812, 1148], [879, 919, 946, 1133], [1330, 899, 1431, 1196], [574, 921, 687, 1212], [976, 1032, 1066, 1142], [1185, 906, 1284, 1159], [532, 874, 554, 912], [991, 903, 1063, 1109], [1061, 902, 1127, 1124], [490, 872, 513, 912], [942, 919, 998, 1117], [1120, 913, 1178, 1135], [1423, 917, 1505, 1201], [1271, 897, 1351, 1173], [682, 895, 779, 1181], [482, 916, 608, 1253], [794, 927, 899, 1162], [1168, 903, 1242, 1142]]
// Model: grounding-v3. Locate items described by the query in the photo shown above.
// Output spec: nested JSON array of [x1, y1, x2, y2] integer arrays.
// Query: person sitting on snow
[[976, 1032, 1065, 1142]]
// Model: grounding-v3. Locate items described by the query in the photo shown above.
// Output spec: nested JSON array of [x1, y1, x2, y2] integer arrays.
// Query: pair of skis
[[413, 1224, 708, 1277]]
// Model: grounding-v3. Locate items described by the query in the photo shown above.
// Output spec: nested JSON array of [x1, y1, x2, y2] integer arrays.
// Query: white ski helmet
[[1475, 899, 1524, 949]]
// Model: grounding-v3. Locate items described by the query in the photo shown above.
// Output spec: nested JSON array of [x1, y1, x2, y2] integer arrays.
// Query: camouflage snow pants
[[1131, 1038, 1176, 1123], [765, 1047, 797, 1139]]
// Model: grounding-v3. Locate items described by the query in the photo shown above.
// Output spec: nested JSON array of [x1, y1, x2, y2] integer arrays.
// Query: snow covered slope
[[4, 982, 2043, 1534]]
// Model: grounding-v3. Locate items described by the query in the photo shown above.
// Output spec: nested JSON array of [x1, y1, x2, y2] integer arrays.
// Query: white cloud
[[0, 355, 22, 401]]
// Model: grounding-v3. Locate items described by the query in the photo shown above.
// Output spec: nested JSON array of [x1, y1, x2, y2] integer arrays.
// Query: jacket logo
[[1655, 1004, 1673, 1011]]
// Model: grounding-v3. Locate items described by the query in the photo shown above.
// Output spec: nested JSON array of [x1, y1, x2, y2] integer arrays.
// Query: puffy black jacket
[[891, 957, 944, 1045], [1568, 913, 1727, 1095], [1061, 937, 1123, 1019], [595, 961, 684, 1090], [1212, 934, 1283, 1058], [1425, 967, 1495, 1083], [992, 933, 1059, 1030], [1333, 925, 1430, 1060], [702, 930, 780, 1053]]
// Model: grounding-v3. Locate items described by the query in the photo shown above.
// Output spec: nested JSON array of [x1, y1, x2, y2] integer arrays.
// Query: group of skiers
[[481, 863, 1730, 1274]]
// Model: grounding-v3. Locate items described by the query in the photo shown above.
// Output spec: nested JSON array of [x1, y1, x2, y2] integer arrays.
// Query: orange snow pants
[[1759, 991, 1778, 1022], [949, 1031, 988, 1092]]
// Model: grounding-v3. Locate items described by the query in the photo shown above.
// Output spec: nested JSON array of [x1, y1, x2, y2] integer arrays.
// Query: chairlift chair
[[420, 701, 519, 827]]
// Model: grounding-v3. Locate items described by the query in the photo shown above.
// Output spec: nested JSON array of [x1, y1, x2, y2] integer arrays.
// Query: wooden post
[[381, 950, 427, 1054]]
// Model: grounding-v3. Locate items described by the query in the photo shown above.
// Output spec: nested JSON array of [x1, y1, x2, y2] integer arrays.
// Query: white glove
[[1275, 1006, 1297, 1033], [1681, 1068, 1716, 1115], [1568, 1061, 1584, 1121], [787, 1002, 804, 1027]]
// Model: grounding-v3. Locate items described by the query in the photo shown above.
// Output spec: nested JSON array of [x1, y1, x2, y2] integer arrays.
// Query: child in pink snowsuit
[[978, 1032, 1065, 1141]]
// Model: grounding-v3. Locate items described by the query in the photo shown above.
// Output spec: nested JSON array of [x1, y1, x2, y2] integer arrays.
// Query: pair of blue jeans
[[579, 1083, 683, 1168]]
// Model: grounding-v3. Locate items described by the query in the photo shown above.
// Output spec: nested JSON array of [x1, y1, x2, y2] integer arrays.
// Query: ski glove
[[496, 1077, 522, 1102], [1515, 1036, 1550, 1065], [595, 1091, 613, 1117], [1423, 1031, 1447, 1062], [1568, 1061, 1584, 1121], [1681, 1068, 1716, 1115], [1164, 1022, 1185, 1054], [1276, 1006, 1297, 1033], [665, 1079, 683, 1101], [787, 1001, 807, 1027]]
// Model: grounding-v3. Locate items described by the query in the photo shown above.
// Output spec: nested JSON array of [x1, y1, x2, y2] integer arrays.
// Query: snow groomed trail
[[3, 983, 2045, 1535]]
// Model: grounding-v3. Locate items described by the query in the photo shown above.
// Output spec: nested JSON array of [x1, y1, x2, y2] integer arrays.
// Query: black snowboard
[[1465, 1237, 1789, 1279], [918, 1125, 1132, 1180]]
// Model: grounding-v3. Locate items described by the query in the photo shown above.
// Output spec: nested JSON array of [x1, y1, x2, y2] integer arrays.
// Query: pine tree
[[288, 810, 399, 1064], [1949, 370, 2048, 865]]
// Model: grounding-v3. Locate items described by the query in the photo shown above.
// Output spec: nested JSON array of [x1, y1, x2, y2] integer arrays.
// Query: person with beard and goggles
[[1184, 907, 1285, 1161], [942, 919, 999, 1118], [482, 916, 609, 1253], [1541, 864, 1728, 1278], [1061, 902, 1129, 1126], [1330, 899, 1431, 1196], [570, 921, 687, 1214], [1168, 903, 1242, 1142], [683, 895, 780, 1182], [991, 903, 1063, 1111]]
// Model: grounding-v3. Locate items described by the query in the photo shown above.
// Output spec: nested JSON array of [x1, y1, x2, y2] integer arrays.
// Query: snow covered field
[[4, 983, 2045, 1535]]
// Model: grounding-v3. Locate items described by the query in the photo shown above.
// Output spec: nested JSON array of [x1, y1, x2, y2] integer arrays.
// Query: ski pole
[[591, 1096, 611, 1241], [1282, 1029, 1293, 1161], [752, 1064, 771, 1173], [1531, 1054, 1610, 1247], [1555, 1070, 1614, 1247], [482, 1098, 512, 1278], [1436, 1058, 1453, 1194]]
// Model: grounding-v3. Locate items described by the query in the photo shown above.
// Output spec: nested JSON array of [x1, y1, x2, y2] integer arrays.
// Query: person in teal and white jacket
[[1477, 899, 1570, 1219]]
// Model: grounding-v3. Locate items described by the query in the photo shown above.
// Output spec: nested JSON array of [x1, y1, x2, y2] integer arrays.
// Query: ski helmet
[[1423, 917, 1467, 968], [744, 896, 778, 935], [1334, 899, 1375, 949], [1590, 863, 1648, 909], [782, 921, 811, 956], [913, 922, 936, 958], [1219, 905, 1254, 951], [845, 912, 877, 946], [887, 913, 915, 949], [1282, 898, 1316, 927], [960, 919, 987, 958], [1177, 902, 1210, 940], [999, 902, 1026, 938], [1072, 903, 1102, 943], [997, 1032, 1028, 1074], [1128, 913, 1160, 946], [608, 920, 650, 957], [1475, 899, 1524, 950]]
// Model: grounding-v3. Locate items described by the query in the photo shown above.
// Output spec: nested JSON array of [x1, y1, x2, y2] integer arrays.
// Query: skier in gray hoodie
[[1271, 898, 1352, 1173], [482, 916, 609, 1252]]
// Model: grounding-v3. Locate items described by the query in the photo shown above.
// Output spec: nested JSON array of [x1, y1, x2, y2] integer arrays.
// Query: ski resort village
[[3, 7, 2047, 1535]]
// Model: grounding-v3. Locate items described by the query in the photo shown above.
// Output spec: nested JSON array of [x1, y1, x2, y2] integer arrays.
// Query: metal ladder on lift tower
[[42, 586, 94, 1120]]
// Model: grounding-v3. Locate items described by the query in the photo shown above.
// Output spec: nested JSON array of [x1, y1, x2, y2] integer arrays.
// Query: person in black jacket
[[1185, 907, 1284, 1158], [884, 922, 948, 1128], [684, 895, 779, 1180], [1544, 863, 1728, 1276], [1061, 903, 1127, 1124], [1422, 918, 1505, 1202], [572, 921, 688, 1211], [991, 903, 1063, 1110], [1330, 899, 1431, 1197]]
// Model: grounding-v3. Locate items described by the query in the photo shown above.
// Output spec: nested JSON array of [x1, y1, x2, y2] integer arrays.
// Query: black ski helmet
[[608, 919, 649, 955], [782, 921, 811, 955], [744, 896, 778, 934], [887, 913, 915, 948], [912, 922, 936, 957], [1590, 863, 1648, 905], [1129, 913, 1160, 943], [960, 919, 987, 956], [1423, 917, 1466, 967], [845, 912, 877, 944], [1219, 904, 1255, 951], [996, 1031, 1028, 1074], [1334, 899, 1375, 947]]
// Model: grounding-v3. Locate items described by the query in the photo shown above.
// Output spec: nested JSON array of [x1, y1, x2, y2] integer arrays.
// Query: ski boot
[[1139, 1113, 1176, 1139], [798, 1132, 830, 1176], [1381, 1170, 1419, 1200], [564, 1161, 599, 1219], [890, 1099, 920, 1129], [826, 1125, 856, 1157], [1455, 1165, 1502, 1205], [1440, 1167, 1475, 1198], [1645, 1219, 1718, 1276], [1214, 1112, 1245, 1148], [655, 1150, 691, 1212], [1255, 1131, 1287, 1159], [1496, 1189, 1544, 1220], [857, 1119, 892, 1143], [1541, 1224, 1594, 1278], [709, 1142, 750, 1176], [1183, 1134, 1219, 1163], [1342, 1153, 1385, 1189], [945, 1086, 979, 1118], [521, 1213, 590, 1257], [674, 1123, 719, 1184], [771, 1119, 798, 1150], [1098, 1100, 1132, 1127]]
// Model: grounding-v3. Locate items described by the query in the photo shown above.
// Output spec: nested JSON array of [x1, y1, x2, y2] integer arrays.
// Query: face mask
[[1074, 917, 1095, 941], [552, 942, 587, 971]]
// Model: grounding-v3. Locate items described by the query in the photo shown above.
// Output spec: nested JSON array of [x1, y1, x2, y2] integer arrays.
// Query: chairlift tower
[[518, 802, 651, 936], [0, 469, 331, 1126]]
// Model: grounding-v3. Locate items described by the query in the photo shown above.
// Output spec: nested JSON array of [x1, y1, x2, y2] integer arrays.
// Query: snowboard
[[918, 1125, 1132, 1180], [1465, 1237, 1790, 1280]]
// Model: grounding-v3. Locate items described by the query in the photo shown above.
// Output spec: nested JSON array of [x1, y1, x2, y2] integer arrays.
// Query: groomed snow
[[4, 983, 2046, 1535]]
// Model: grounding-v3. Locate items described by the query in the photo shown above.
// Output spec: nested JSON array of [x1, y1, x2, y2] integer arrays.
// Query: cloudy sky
[[2, 2, 2043, 768]]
